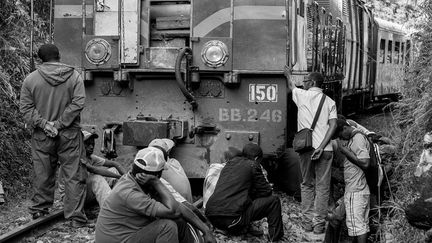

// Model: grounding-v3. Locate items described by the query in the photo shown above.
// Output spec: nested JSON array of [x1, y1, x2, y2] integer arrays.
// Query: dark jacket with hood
[[20, 62, 85, 130], [205, 156, 272, 218]]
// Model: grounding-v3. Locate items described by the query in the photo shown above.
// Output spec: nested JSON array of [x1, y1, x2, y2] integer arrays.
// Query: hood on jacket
[[37, 62, 75, 86]]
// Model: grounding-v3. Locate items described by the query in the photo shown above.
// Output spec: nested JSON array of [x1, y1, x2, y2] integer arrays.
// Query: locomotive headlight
[[201, 40, 229, 68], [85, 38, 112, 65]]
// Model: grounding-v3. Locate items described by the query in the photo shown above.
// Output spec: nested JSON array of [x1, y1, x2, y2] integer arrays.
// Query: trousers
[[299, 150, 333, 226], [30, 128, 87, 222]]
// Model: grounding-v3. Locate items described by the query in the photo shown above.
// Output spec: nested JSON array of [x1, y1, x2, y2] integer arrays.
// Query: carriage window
[[387, 40, 392, 63], [394, 42, 400, 64], [401, 43, 405, 64], [379, 39, 385, 64]]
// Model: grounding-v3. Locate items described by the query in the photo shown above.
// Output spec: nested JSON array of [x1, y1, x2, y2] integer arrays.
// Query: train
[[52, 0, 410, 184]]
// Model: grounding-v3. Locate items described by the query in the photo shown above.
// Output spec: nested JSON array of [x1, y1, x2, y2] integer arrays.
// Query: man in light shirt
[[286, 69, 337, 234]]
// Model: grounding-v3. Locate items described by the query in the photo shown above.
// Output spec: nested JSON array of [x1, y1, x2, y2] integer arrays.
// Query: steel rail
[[0, 209, 64, 243]]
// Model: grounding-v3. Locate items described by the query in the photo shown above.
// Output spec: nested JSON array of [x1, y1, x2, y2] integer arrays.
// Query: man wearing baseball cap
[[149, 138, 193, 202], [58, 130, 126, 212], [95, 147, 216, 243]]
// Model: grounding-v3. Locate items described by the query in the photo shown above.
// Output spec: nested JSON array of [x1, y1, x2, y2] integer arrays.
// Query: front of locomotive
[[54, 0, 299, 179]]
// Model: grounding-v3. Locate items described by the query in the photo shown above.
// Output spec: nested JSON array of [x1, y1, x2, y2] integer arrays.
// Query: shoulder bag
[[293, 94, 326, 153]]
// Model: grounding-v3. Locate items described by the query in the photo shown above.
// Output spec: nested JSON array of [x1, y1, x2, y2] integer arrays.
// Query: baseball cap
[[148, 139, 169, 152], [134, 147, 166, 172], [82, 130, 98, 141], [161, 139, 175, 151], [424, 132, 432, 144]]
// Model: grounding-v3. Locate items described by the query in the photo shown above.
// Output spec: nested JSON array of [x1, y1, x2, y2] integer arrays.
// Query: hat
[[149, 139, 169, 152], [134, 147, 166, 172], [161, 139, 175, 151], [82, 130, 98, 141], [242, 143, 263, 159]]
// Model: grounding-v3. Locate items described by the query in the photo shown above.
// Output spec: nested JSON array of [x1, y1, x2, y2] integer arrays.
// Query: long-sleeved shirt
[[20, 62, 85, 130]]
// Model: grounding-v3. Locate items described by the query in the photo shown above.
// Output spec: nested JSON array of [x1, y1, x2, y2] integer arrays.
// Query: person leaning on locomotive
[[95, 147, 216, 243], [285, 67, 337, 234], [19, 43, 89, 227]]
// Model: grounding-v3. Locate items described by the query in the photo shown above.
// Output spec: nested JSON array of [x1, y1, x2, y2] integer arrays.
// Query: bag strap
[[311, 94, 326, 130]]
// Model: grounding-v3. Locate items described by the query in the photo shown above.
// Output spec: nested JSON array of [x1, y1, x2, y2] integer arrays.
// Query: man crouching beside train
[[95, 147, 216, 243], [205, 143, 284, 242]]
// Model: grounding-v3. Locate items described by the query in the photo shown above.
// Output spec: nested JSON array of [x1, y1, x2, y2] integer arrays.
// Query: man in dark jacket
[[19, 44, 88, 226], [205, 143, 284, 242]]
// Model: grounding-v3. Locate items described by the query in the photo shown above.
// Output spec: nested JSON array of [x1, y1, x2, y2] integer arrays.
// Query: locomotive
[[53, 0, 410, 181]]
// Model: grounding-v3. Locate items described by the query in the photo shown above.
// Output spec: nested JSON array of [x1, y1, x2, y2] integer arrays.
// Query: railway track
[[0, 198, 204, 243]]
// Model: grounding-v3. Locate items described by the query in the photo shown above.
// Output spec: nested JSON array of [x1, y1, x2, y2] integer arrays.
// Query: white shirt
[[292, 87, 337, 151]]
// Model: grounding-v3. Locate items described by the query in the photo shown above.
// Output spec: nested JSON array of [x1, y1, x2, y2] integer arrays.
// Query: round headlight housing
[[85, 38, 112, 65], [201, 40, 229, 68]]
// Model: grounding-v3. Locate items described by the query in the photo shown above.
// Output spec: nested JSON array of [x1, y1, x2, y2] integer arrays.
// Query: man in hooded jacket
[[19, 44, 88, 226]]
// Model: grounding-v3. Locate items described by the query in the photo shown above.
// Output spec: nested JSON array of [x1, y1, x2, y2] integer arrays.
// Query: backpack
[[351, 131, 384, 198]]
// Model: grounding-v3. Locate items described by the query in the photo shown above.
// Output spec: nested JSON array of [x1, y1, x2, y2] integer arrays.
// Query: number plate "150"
[[249, 84, 278, 102]]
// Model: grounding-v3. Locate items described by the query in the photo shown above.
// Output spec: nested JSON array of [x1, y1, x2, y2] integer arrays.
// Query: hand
[[135, 173, 158, 186], [425, 197, 432, 203], [117, 165, 127, 175], [203, 232, 217, 243], [311, 148, 323, 161], [44, 121, 58, 138], [284, 64, 292, 77]]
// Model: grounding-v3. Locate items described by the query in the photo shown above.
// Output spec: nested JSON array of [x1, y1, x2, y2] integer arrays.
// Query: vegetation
[[0, 0, 50, 198]]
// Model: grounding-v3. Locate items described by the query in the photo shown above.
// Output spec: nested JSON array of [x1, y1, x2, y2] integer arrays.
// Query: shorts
[[344, 191, 370, 236]]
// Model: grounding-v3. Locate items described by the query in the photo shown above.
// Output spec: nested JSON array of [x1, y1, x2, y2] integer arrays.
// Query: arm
[[19, 83, 48, 129], [311, 118, 337, 160], [103, 159, 126, 175], [136, 174, 180, 219], [177, 203, 216, 243], [284, 65, 295, 92], [86, 164, 121, 179], [53, 73, 85, 130], [339, 146, 370, 170], [251, 162, 272, 199]]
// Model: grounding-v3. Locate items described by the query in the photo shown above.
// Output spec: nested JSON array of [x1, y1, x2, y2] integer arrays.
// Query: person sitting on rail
[[95, 147, 216, 243], [148, 138, 193, 202], [330, 119, 371, 243], [205, 143, 284, 242], [58, 130, 126, 208]]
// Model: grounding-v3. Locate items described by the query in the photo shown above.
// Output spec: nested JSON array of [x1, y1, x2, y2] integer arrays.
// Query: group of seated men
[[80, 128, 285, 242]]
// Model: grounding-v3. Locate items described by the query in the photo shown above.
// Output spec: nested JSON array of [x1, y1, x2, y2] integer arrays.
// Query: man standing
[[205, 143, 284, 242], [286, 69, 337, 234], [333, 119, 371, 243], [95, 147, 216, 243], [20, 44, 88, 226]]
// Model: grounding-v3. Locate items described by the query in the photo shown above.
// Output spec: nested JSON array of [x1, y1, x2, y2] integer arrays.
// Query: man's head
[[82, 130, 98, 156], [148, 138, 175, 154], [303, 72, 324, 90], [334, 119, 354, 140], [37, 44, 60, 62], [242, 143, 264, 163], [132, 147, 166, 178]]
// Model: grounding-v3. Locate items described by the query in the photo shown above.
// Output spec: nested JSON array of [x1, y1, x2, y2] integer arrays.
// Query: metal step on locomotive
[[53, 0, 410, 192]]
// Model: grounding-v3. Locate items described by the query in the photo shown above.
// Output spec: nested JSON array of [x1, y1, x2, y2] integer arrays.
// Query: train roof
[[375, 18, 407, 35]]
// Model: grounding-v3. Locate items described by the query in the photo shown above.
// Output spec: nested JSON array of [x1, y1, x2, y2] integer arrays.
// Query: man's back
[[292, 87, 337, 151], [20, 62, 85, 129], [344, 131, 370, 193], [205, 156, 253, 218]]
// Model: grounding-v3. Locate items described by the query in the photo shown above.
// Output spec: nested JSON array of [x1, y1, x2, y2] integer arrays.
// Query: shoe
[[71, 220, 95, 228], [313, 223, 325, 234], [32, 209, 49, 220], [301, 220, 313, 232]]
